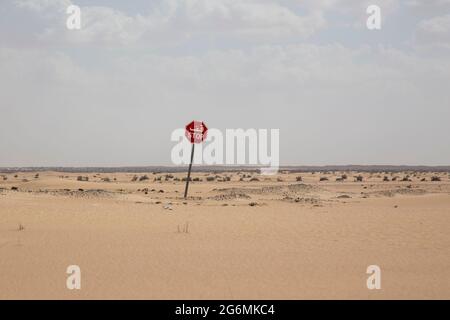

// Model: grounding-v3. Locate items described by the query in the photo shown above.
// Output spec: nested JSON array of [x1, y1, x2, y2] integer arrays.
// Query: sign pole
[[184, 143, 195, 199]]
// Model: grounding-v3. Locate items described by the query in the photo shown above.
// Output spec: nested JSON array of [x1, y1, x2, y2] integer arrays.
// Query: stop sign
[[185, 121, 208, 144]]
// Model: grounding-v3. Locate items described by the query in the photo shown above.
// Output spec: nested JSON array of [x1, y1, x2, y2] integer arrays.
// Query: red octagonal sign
[[185, 121, 208, 144]]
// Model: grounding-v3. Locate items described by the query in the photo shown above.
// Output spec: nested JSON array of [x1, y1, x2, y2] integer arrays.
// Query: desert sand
[[0, 170, 449, 299]]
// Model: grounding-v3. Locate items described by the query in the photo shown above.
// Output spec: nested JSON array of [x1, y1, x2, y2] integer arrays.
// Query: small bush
[[77, 176, 89, 182], [139, 175, 149, 181], [206, 176, 215, 182], [431, 176, 441, 182], [296, 176, 302, 182], [250, 177, 260, 182], [383, 176, 390, 182], [131, 175, 138, 182], [354, 175, 363, 182], [319, 177, 328, 181]]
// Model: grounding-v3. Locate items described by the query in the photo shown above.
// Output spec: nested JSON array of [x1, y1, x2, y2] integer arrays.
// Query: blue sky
[[1, 0, 450, 166]]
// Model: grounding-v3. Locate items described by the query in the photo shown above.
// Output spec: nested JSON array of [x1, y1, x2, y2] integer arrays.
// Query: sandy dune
[[0, 171, 449, 299]]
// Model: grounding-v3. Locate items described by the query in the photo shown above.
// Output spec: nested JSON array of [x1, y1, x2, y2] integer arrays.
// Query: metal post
[[184, 143, 195, 199]]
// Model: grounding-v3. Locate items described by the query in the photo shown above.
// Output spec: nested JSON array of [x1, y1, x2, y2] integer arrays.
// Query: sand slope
[[0, 171, 449, 299]]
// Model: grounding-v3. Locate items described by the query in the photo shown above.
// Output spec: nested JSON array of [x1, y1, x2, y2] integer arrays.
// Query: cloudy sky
[[1, 0, 449, 166]]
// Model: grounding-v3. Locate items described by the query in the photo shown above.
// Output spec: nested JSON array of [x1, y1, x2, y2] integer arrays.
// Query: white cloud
[[415, 14, 450, 48], [1, 43, 450, 166], [419, 14, 450, 34], [406, 0, 450, 7], [12, 0, 329, 46], [2, 1, 450, 165], [14, 0, 70, 12]]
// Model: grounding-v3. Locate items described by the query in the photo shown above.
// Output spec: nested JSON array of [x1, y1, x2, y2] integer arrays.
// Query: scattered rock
[[210, 191, 250, 201]]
